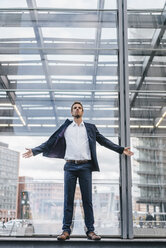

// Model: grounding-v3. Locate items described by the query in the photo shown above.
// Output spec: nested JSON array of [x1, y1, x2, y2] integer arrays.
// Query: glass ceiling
[[0, 0, 166, 136]]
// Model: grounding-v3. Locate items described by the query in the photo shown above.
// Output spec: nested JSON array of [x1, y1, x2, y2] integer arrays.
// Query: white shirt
[[64, 121, 91, 161]]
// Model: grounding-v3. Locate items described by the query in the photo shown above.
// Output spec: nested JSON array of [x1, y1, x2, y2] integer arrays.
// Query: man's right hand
[[22, 148, 33, 158]]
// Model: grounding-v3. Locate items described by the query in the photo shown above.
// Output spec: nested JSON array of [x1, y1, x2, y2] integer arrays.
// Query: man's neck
[[73, 117, 83, 126]]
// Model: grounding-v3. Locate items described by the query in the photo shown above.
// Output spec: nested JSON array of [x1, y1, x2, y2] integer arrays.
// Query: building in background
[[17, 177, 82, 220], [16, 177, 120, 234], [132, 137, 166, 227], [17, 176, 33, 220], [0, 142, 19, 222]]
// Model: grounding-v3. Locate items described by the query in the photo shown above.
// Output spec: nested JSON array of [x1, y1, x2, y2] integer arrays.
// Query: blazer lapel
[[84, 122, 91, 135], [84, 122, 94, 143], [58, 119, 72, 137]]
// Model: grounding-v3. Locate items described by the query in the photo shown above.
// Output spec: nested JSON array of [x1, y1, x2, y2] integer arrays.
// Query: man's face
[[71, 104, 84, 119]]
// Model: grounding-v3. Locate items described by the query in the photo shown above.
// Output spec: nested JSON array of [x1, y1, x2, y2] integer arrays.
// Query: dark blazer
[[32, 119, 124, 172]]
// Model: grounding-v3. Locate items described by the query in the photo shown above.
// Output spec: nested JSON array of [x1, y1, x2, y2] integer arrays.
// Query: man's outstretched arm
[[95, 126, 134, 156], [22, 140, 49, 158], [22, 120, 69, 159]]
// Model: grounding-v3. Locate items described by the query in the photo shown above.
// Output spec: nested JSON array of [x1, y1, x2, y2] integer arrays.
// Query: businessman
[[23, 101, 133, 241]]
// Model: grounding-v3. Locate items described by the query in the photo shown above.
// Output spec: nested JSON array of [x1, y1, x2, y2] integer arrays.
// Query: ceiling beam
[[0, 12, 164, 28], [26, 0, 59, 127], [0, 64, 166, 77], [130, 3, 166, 108]]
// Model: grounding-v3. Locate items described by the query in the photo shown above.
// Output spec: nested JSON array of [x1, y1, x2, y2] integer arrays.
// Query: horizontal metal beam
[[0, 12, 117, 28], [0, 47, 118, 55], [133, 98, 166, 106], [6, 84, 119, 91], [1, 60, 166, 67], [0, 42, 166, 51], [1, 97, 165, 107], [0, 12, 164, 28], [0, 37, 166, 44], [0, 108, 160, 119], [0, 65, 118, 76], [1, 97, 165, 106], [0, 48, 166, 56], [0, 98, 118, 105], [0, 65, 166, 77], [3, 83, 166, 92]]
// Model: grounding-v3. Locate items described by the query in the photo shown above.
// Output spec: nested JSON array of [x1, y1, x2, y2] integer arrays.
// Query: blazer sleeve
[[31, 120, 68, 156], [31, 140, 49, 156], [95, 125, 124, 154]]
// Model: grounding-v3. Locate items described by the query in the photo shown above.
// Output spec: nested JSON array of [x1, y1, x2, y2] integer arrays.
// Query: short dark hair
[[71, 101, 84, 112]]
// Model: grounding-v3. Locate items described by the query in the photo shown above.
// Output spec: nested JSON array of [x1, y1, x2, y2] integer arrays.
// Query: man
[[146, 212, 154, 228], [23, 101, 133, 241]]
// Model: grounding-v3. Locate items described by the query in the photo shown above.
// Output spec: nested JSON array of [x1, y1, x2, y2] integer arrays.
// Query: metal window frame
[[118, 0, 133, 239]]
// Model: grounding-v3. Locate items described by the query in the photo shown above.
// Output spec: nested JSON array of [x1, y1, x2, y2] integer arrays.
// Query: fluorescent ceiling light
[[13, 105, 26, 126], [155, 111, 166, 127]]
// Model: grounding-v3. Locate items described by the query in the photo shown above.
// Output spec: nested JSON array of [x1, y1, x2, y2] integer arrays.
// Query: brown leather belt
[[66, 160, 91, 165]]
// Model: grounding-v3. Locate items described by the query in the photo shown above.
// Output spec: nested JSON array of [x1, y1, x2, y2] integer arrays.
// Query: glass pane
[[131, 137, 166, 237], [36, 0, 98, 9], [0, 4, 121, 237], [0, 178, 120, 236], [0, 0, 27, 8], [128, 0, 165, 9], [128, 0, 166, 237], [0, 140, 120, 236]]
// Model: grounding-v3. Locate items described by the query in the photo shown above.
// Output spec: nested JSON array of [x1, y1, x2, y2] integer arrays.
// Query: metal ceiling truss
[[0, 2, 165, 136]]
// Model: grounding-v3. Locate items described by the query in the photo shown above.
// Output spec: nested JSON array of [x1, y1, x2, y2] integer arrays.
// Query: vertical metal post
[[118, 0, 133, 239]]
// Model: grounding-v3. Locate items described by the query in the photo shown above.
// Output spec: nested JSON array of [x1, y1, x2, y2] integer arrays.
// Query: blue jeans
[[62, 164, 94, 234]]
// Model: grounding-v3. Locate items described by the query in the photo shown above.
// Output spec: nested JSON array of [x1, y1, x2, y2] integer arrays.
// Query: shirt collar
[[72, 120, 84, 127]]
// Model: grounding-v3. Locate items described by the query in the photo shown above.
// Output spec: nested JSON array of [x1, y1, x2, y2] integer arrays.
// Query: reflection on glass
[[0, 133, 120, 237], [0, 0, 27, 8], [0, 7, 118, 136], [0, 178, 120, 236], [0, 0, 120, 238], [132, 137, 166, 237], [127, 0, 165, 9], [128, 0, 166, 237]]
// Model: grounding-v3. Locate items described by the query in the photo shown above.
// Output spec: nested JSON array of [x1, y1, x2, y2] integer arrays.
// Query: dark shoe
[[87, 231, 101, 240], [57, 231, 70, 241]]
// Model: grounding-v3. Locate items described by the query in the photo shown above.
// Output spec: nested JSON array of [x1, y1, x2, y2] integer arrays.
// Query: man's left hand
[[123, 147, 134, 156]]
